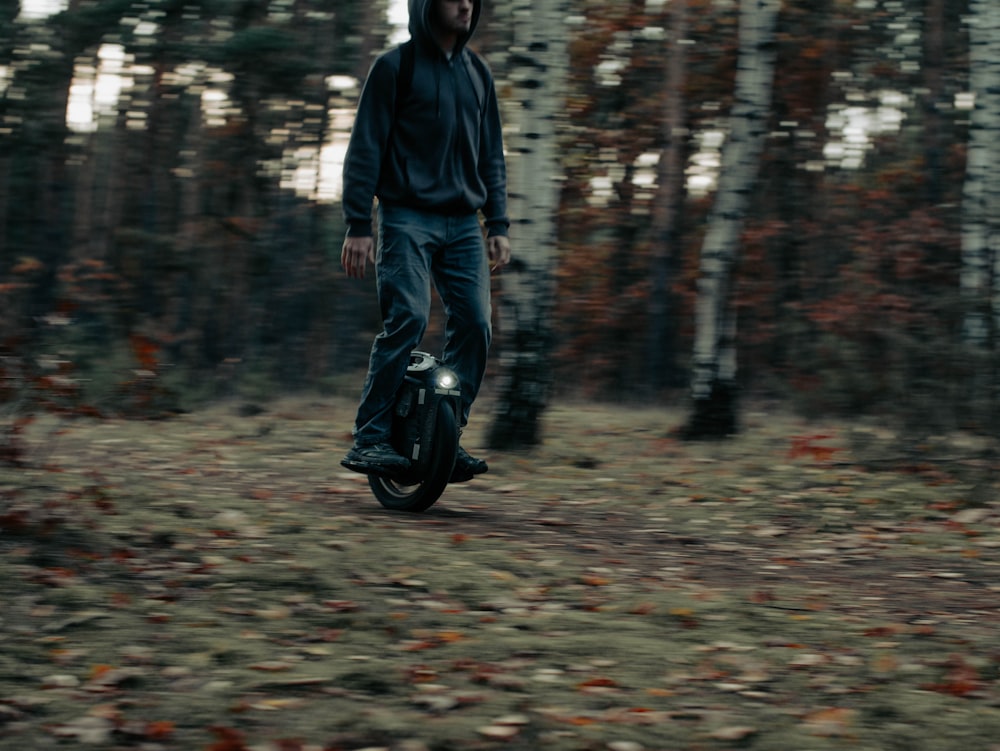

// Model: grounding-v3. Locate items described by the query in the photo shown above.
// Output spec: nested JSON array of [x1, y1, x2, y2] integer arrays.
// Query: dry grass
[[1, 396, 999, 750]]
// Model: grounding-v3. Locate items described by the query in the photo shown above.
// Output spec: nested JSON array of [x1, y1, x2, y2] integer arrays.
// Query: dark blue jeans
[[353, 204, 492, 446]]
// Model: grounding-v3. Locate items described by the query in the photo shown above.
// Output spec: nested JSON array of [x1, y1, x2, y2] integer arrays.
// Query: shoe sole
[[344, 457, 484, 483], [341, 458, 410, 477], [450, 465, 487, 483]]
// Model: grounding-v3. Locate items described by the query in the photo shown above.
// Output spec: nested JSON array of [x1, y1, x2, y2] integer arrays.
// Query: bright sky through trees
[[15, 0, 406, 200], [14, 0, 924, 201], [18, 0, 67, 20]]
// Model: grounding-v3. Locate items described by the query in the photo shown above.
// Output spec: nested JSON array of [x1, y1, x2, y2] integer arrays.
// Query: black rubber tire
[[369, 399, 459, 512]]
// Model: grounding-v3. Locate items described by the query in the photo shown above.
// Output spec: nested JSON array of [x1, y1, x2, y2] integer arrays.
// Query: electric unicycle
[[367, 351, 462, 512]]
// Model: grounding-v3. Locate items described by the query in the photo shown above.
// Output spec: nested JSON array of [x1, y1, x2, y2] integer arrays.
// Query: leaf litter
[[1, 396, 999, 750]]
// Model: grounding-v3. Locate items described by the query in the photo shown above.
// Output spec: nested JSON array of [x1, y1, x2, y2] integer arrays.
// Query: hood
[[408, 0, 481, 54]]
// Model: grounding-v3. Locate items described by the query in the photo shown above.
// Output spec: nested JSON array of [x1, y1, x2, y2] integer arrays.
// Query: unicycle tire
[[368, 399, 459, 512]]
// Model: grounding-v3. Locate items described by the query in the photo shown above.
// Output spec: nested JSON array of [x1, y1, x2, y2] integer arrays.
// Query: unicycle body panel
[[367, 352, 461, 512]]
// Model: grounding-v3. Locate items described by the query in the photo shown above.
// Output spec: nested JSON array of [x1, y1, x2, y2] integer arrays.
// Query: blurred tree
[[0, 0, 991, 434], [1, 0, 132, 326], [1, 1, 384, 400], [488, 0, 569, 449], [734, 0, 852, 406], [684, 0, 780, 438], [552, 0, 727, 396], [960, 0, 1000, 428], [922, 0, 946, 205], [961, 0, 1000, 349], [0, 3, 18, 265], [644, 0, 688, 394]]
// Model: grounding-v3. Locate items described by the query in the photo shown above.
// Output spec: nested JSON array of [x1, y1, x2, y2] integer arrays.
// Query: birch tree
[[684, 0, 780, 439], [487, 0, 570, 449], [960, 0, 1000, 353]]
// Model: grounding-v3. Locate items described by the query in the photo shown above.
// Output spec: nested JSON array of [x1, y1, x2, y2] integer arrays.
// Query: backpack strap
[[395, 40, 415, 113], [396, 40, 486, 114], [462, 49, 487, 112]]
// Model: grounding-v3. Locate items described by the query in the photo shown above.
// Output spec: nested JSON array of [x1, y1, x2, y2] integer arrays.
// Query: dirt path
[[2, 397, 999, 750]]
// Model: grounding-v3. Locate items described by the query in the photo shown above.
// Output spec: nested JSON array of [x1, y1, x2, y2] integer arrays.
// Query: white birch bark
[[690, 0, 779, 402], [488, 0, 569, 448], [961, 0, 1000, 348]]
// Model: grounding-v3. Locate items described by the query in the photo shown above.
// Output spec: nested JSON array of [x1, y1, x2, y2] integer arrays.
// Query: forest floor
[[2, 395, 1000, 751]]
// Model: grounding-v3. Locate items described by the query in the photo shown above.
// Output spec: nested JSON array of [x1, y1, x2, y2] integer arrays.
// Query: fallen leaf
[[249, 661, 292, 672], [145, 720, 176, 739], [608, 741, 645, 751], [247, 697, 307, 711], [477, 724, 520, 739], [412, 694, 458, 712], [50, 716, 114, 744], [494, 713, 530, 726], [41, 674, 80, 689], [709, 726, 758, 741], [800, 707, 857, 736], [577, 676, 619, 690], [206, 726, 250, 751]]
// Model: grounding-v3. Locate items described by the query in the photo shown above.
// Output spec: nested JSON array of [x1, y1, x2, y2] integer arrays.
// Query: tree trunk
[[922, 0, 946, 205], [684, 0, 780, 439], [487, 0, 569, 450], [960, 0, 1000, 430], [961, 0, 1000, 349], [646, 0, 688, 394]]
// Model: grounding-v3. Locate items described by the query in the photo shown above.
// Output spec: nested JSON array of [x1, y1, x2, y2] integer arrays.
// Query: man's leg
[[434, 214, 492, 480], [343, 207, 438, 473]]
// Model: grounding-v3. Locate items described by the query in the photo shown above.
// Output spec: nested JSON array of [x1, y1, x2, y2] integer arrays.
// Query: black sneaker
[[341, 442, 410, 476], [450, 446, 488, 483]]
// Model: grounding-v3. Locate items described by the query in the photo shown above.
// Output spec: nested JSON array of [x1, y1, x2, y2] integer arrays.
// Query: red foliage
[[788, 434, 840, 462], [130, 334, 160, 373], [205, 726, 250, 751], [921, 657, 985, 698]]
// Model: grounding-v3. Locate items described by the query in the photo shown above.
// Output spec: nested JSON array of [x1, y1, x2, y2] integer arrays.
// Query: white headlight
[[435, 370, 458, 390]]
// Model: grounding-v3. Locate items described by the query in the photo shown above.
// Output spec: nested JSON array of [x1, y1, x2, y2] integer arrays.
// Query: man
[[340, 0, 511, 481]]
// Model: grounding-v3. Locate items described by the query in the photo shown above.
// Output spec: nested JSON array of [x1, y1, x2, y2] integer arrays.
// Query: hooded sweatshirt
[[342, 0, 509, 239]]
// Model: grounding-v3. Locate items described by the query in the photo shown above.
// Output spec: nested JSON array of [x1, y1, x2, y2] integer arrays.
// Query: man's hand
[[341, 236, 375, 279], [487, 235, 511, 272]]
